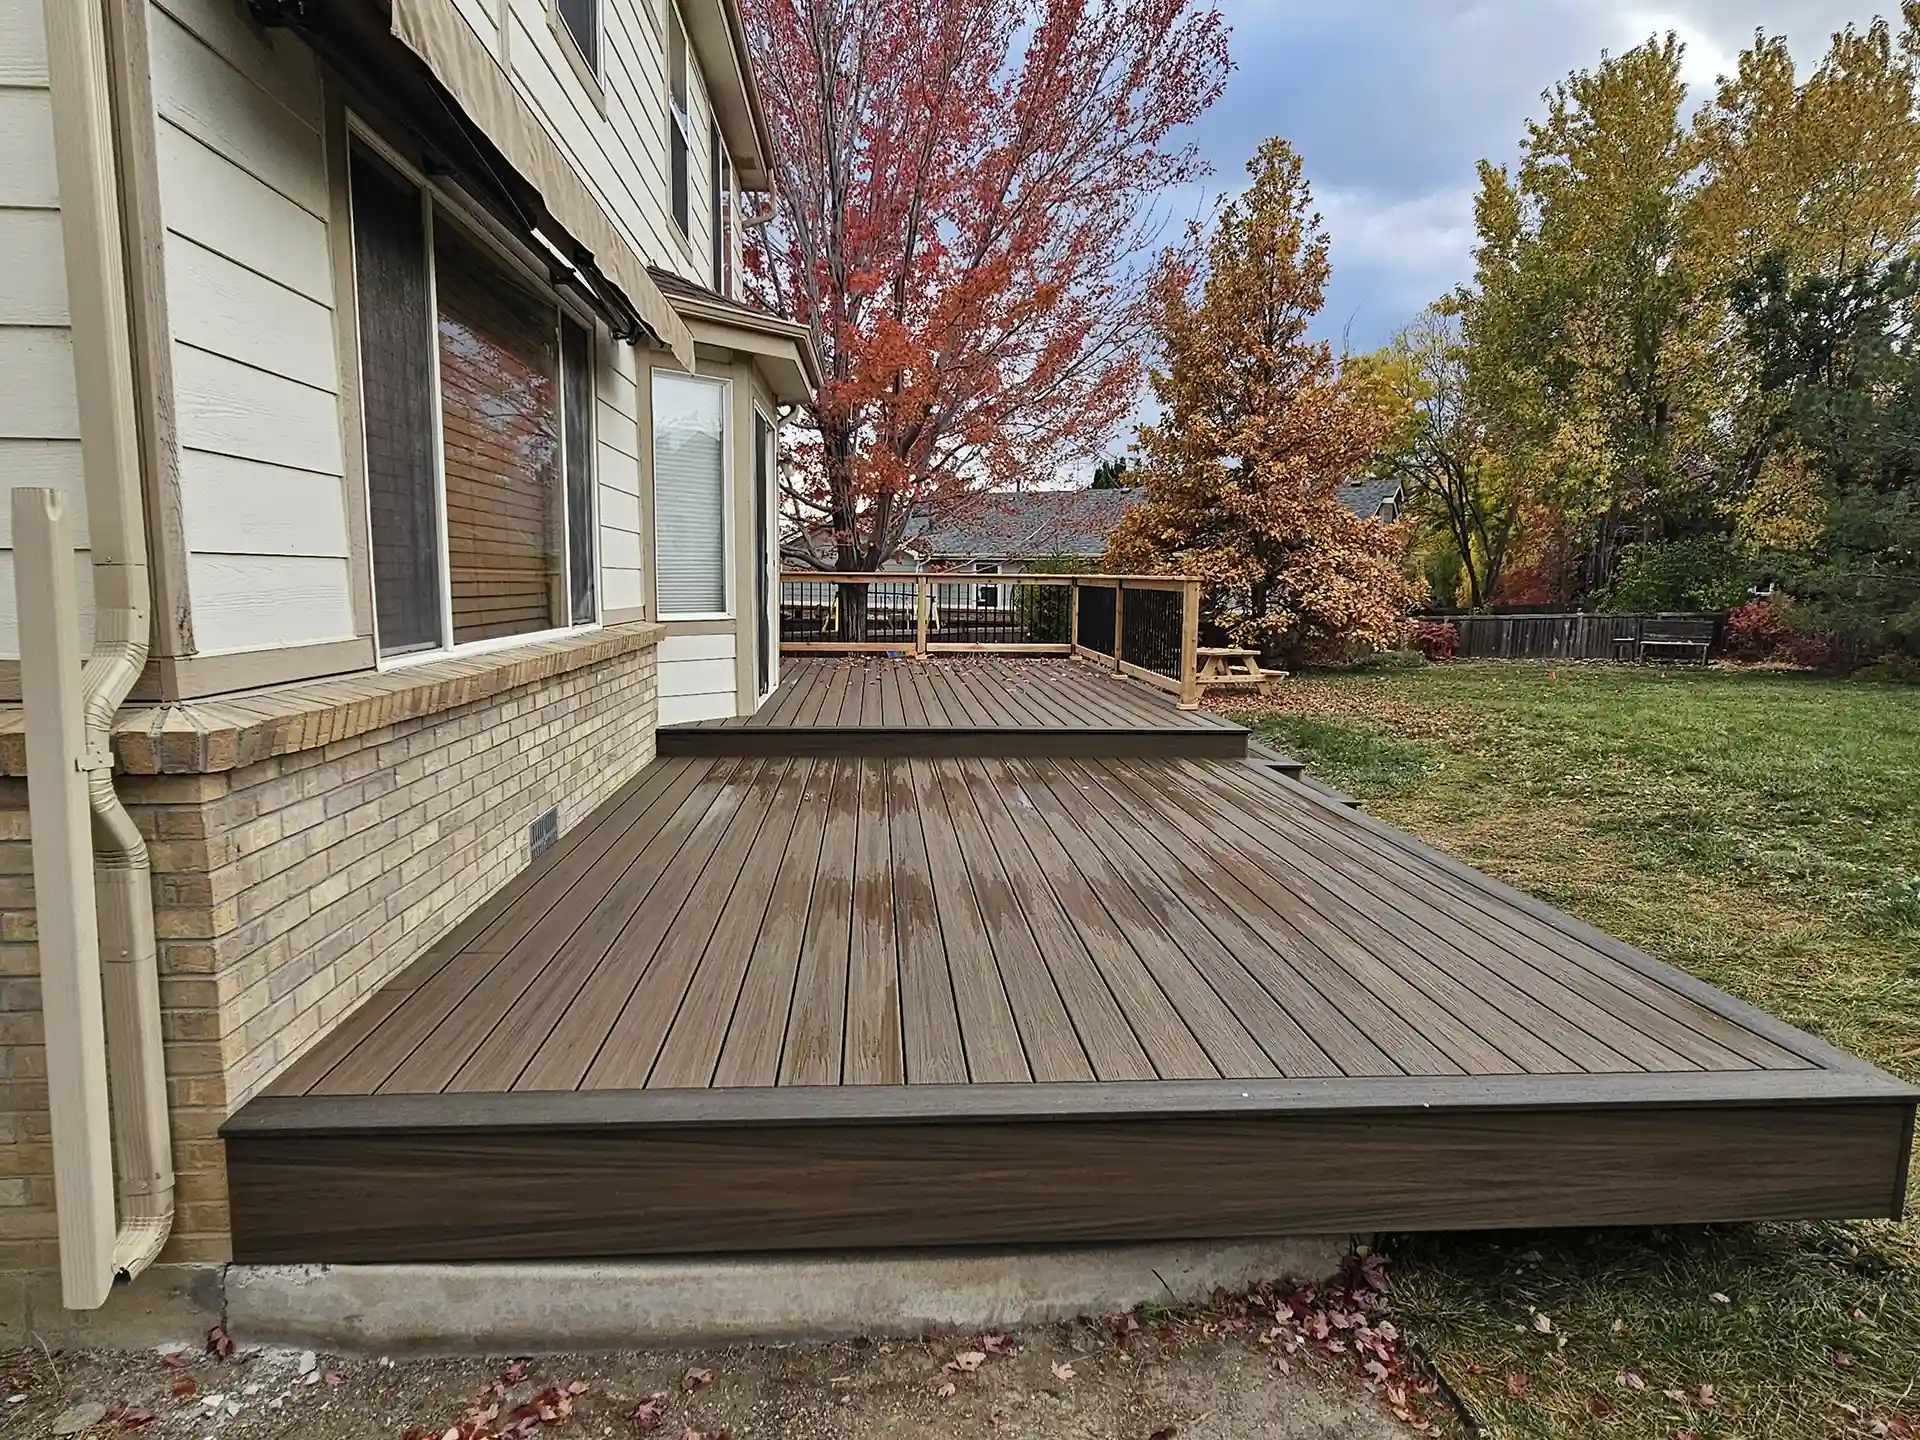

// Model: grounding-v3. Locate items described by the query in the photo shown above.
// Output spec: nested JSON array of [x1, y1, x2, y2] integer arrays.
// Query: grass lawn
[[1227, 663, 1920, 1440]]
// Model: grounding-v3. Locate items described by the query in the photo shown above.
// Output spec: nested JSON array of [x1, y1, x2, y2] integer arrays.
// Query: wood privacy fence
[[1434, 612, 1723, 662], [779, 572, 1205, 707]]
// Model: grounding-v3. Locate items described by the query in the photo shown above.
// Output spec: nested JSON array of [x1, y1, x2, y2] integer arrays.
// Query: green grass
[[1227, 664, 1920, 1439]]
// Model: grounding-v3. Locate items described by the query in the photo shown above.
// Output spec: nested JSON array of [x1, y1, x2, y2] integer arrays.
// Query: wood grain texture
[[225, 1098, 1914, 1263]]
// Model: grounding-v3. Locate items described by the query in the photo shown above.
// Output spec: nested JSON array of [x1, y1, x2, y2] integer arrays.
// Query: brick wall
[[0, 637, 657, 1276]]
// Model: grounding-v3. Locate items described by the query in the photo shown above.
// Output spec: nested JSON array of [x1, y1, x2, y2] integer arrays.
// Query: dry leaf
[[502, 1361, 531, 1385], [629, 1394, 668, 1434], [1531, 1313, 1553, 1334], [682, 1368, 713, 1392], [1506, 1372, 1530, 1397], [1610, 1319, 1627, 1336], [1149, 1429, 1178, 1440], [1699, 1383, 1717, 1408], [1049, 1361, 1075, 1382], [1709, 1293, 1730, 1306], [946, 1351, 986, 1374], [1587, 1397, 1614, 1418], [171, 1378, 196, 1399], [1617, 1371, 1645, 1391], [936, 1382, 956, 1400], [205, 1326, 234, 1362]]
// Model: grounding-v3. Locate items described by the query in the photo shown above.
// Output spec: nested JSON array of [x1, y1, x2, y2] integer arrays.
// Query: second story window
[[668, 3, 691, 238], [556, 0, 598, 76], [710, 121, 733, 294]]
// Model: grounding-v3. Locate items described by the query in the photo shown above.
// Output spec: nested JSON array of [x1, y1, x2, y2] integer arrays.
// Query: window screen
[[434, 221, 566, 645], [561, 314, 597, 624], [556, 0, 597, 73], [349, 149, 443, 656], [653, 373, 727, 617]]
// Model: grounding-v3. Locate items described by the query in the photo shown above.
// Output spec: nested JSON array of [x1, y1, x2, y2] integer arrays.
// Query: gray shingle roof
[[1335, 476, 1404, 519], [905, 488, 1143, 560]]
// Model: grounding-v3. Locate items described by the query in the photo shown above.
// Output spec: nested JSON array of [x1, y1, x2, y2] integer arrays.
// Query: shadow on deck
[[222, 659, 1916, 1264]]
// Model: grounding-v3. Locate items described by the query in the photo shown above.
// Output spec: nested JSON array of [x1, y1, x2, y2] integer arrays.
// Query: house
[[2, 0, 1913, 1351], [0, 0, 813, 1326], [1336, 475, 1405, 522]]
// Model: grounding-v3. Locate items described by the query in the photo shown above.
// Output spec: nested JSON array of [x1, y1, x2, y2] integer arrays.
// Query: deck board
[[232, 657, 1915, 1263]]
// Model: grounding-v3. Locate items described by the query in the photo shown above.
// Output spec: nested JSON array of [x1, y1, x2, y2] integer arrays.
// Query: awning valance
[[387, 0, 696, 370]]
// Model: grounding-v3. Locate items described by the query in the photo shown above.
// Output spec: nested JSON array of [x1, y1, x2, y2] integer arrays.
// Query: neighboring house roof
[[905, 488, 1144, 561], [1336, 476, 1405, 520]]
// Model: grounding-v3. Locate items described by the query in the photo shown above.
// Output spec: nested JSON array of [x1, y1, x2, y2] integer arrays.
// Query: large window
[[348, 140, 598, 660], [653, 372, 728, 618], [667, 4, 691, 238]]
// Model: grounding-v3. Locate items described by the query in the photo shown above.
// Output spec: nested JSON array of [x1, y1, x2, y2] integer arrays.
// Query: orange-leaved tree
[[742, 0, 1230, 584], [1106, 138, 1419, 664]]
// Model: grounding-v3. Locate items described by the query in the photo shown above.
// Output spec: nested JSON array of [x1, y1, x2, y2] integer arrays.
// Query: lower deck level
[[223, 726, 1915, 1263]]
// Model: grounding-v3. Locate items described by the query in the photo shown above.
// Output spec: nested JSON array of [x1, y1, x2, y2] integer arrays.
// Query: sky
[[1181, 0, 1888, 352]]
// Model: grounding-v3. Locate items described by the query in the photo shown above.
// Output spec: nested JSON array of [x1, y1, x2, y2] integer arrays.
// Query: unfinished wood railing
[[779, 571, 1205, 708]]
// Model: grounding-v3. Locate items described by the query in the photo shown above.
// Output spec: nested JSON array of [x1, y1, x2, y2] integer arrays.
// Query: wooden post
[[1110, 579, 1126, 678], [914, 574, 930, 657], [1177, 578, 1202, 710], [14, 489, 116, 1309], [1068, 578, 1080, 657]]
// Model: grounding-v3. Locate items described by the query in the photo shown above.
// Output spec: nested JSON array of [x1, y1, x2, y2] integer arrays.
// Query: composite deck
[[658, 655, 1246, 757], [223, 664, 1916, 1264]]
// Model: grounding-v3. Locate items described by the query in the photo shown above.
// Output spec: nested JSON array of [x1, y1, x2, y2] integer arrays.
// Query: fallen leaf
[[1617, 1371, 1646, 1391], [1587, 1397, 1614, 1418], [171, 1378, 196, 1399], [1050, 1361, 1075, 1382], [1833, 1351, 1856, 1369], [1610, 1319, 1626, 1336], [119, 1406, 154, 1430], [1663, 1389, 1689, 1403], [936, 1382, 956, 1400], [1676, 1432, 1703, 1440], [1532, 1313, 1553, 1334], [980, 1334, 1015, 1354], [1149, 1429, 1178, 1440], [1506, 1372, 1530, 1397], [629, 1394, 668, 1433], [1699, 1383, 1717, 1409], [205, 1326, 234, 1361], [681, 1368, 713, 1392], [161, 1350, 192, 1370], [325, 1370, 347, 1388], [946, 1351, 986, 1374], [1709, 1293, 1730, 1306], [502, 1361, 531, 1385]]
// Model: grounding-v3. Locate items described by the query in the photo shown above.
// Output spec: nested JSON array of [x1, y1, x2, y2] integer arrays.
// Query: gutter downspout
[[43, 0, 175, 1286]]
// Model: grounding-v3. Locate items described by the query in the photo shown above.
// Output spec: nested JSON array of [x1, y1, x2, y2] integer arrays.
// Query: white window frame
[[551, 0, 602, 84], [346, 116, 604, 672], [651, 367, 734, 622], [666, 0, 693, 240]]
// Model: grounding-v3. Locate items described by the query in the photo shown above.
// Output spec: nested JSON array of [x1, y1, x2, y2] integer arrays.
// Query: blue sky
[[1181, 0, 1884, 351]]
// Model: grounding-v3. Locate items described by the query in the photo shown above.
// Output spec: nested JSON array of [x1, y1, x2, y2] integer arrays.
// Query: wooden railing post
[[1110, 578, 1126, 678], [1068, 577, 1080, 656], [914, 574, 930, 657], [1177, 578, 1202, 710]]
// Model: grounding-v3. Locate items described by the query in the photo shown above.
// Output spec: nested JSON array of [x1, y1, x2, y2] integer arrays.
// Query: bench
[[1636, 619, 1715, 665], [1196, 646, 1281, 695]]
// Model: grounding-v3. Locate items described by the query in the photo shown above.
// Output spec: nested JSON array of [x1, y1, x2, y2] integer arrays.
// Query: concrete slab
[[227, 1238, 1348, 1354], [4, 1264, 224, 1349]]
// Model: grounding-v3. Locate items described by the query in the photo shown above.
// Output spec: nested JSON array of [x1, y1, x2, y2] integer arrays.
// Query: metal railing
[[779, 571, 1205, 708]]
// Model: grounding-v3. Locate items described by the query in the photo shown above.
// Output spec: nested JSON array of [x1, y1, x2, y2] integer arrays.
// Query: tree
[[743, 0, 1230, 598], [1090, 455, 1132, 489], [1373, 306, 1523, 609], [1106, 139, 1419, 664], [1460, 36, 1719, 595], [1734, 254, 1920, 655]]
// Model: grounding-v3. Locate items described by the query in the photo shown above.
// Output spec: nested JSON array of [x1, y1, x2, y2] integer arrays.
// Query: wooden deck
[[223, 662, 1916, 1264], [658, 655, 1246, 757]]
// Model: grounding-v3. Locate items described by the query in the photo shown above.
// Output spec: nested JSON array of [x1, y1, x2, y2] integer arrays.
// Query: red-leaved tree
[[742, 0, 1230, 577]]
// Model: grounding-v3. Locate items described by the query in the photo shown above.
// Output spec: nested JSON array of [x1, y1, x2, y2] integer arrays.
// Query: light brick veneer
[[0, 628, 659, 1275]]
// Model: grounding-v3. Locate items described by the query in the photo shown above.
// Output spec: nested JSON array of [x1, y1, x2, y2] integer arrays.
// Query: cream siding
[[0, 0, 93, 661], [596, 325, 647, 614], [148, 0, 356, 655], [657, 629, 738, 724]]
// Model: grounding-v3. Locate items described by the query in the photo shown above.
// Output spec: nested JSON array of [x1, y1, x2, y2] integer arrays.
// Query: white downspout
[[40, 0, 176, 1291]]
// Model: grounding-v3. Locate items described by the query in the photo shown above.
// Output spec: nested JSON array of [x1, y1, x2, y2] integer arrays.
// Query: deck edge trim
[[223, 1069, 1920, 1138]]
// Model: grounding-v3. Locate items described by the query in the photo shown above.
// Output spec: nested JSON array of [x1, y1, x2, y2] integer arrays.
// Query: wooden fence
[[779, 571, 1205, 707], [1433, 612, 1723, 662]]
